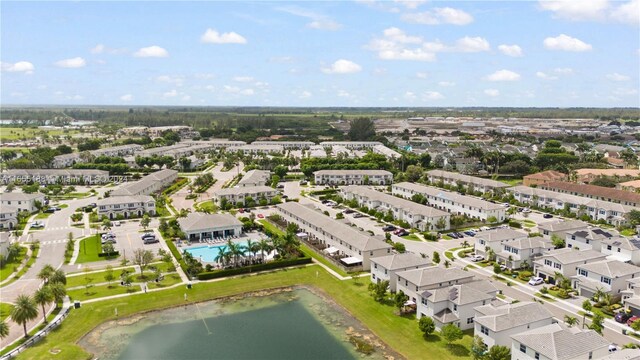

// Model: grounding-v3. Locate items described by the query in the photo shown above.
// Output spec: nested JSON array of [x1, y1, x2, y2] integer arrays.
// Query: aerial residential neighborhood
[[0, 1, 639, 360]]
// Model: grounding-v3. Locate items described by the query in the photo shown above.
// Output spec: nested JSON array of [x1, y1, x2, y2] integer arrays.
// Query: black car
[[382, 225, 396, 232], [615, 312, 631, 324], [543, 214, 553, 219], [343, 209, 354, 214], [448, 233, 459, 239], [44, 208, 56, 213]]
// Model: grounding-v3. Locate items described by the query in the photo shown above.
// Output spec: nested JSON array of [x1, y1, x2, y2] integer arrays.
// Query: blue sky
[[1, 1, 638, 107]]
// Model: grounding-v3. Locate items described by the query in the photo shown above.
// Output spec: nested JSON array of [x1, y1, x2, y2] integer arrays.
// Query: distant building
[[510, 323, 610, 360], [369, 253, 432, 291], [575, 169, 640, 184], [238, 170, 271, 188], [426, 170, 510, 195], [97, 195, 156, 220], [522, 170, 567, 187], [213, 186, 279, 206], [0, 193, 46, 213], [537, 220, 591, 240], [1, 169, 109, 185], [111, 169, 178, 197], [541, 181, 640, 207], [178, 213, 243, 242], [617, 179, 640, 192], [314, 170, 393, 186]]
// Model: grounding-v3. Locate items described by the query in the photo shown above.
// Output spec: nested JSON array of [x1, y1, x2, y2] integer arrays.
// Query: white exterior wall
[[0, 209, 18, 230], [566, 234, 602, 251], [0, 195, 45, 213], [214, 189, 278, 205], [97, 200, 156, 219], [418, 299, 489, 331], [475, 318, 555, 348], [601, 245, 640, 266], [314, 173, 393, 186], [510, 340, 609, 360], [370, 263, 431, 292], [574, 268, 640, 298]]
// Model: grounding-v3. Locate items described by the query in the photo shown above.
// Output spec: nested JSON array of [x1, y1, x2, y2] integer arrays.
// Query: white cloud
[[299, 90, 312, 99], [308, 20, 342, 31], [205, 85, 215, 91], [1, 61, 34, 74], [163, 89, 178, 98], [233, 76, 254, 82], [200, 29, 247, 44], [543, 34, 592, 51], [536, 71, 558, 80], [438, 81, 455, 86], [120, 94, 133, 102], [181, 95, 191, 101], [416, 72, 428, 79], [498, 44, 523, 57], [91, 44, 105, 54], [66, 95, 83, 101], [422, 91, 444, 100], [337, 90, 351, 97], [223, 85, 254, 95], [454, 36, 490, 52], [383, 27, 422, 43], [55, 57, 86, 68], [484, 89, 500, 97], [401, 7, 473, 25], [554, 67, 574, 74], [485, 69, 521, 81], [610, 0, 640, 25], [606, 72, 630, 81], [322, 59, 362, 74], [539, 0, 608, 21], [90, 44, 127, 55], [134, 45, 169, 58], [404, 91, 417, 100], [613, 88, 638, 96], [156, 75, 184, 86], [394, 0, 427, 9]]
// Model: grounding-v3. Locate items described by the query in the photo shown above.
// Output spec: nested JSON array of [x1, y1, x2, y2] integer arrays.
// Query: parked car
[[143, 236, 159, 244], [543, 214, 553, 219], [299, 180, 307, 185], [257, 214, 264, 219], [343, 209, 354, 214], [396, 230, 409, 236], [528, 277, 544, 286], [615, 312, 631, 324], [44, 208, 56, 213], [627, 316, 640, 327], [352, 213, 365, 218], [502, 203, 510, 207], [113, 221, 121, 226], [464, 231, 476, 237], [276, 184, 285, 189], [382, 225, 396, 232], [141, 232, 154, 240], [31, 221, 44, 228], [521, 208, 531, 213], [470, 255, 484, 262], [448, 232, 459, 239]]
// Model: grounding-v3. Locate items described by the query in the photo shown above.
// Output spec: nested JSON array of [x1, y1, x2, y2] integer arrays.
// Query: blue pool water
[[184, 242, 248, 263]]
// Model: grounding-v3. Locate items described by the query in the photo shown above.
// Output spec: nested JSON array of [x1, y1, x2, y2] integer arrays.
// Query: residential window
[[374, 264, 377, 269], [589, 352, 593, 359], [607, 245, 612, 250], [480, 325, 489, 335], [453, 304, 457, 311], [545, 259, 552, 266], [554, 263, 561, 270], [535, 352, 540, 360], [467, 317, 474, 324], [372, 274, 376, 280], [601, 276, 611, 285], [578, 269, 588, 277], [520, 344, 526, 353], [421, 298, 427, 306]]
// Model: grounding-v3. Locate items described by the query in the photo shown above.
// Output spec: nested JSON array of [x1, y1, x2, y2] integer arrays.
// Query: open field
[[0, 127, 79, 141]]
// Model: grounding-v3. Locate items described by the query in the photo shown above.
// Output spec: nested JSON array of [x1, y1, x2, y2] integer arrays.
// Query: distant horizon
[[2, 1, 639, 107]]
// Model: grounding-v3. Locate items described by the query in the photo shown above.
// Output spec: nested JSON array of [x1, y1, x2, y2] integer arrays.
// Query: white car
[[521, 208, 531, 213], [113, 221, 121, 226], [528, 277, 544, 286], [470, 255, 484, 262]]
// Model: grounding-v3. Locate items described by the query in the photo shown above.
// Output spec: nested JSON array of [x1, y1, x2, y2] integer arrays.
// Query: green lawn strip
[[66, 267, 136, 288], [441, 235, 453, 240], [534, 292, 556, 302], [0, 247, 27, 282], [17, 265, 473, 360], [0, 302, 14, 321], [67, 283, 140, 302], [147, 273, 182, 289], [444, 251, 455, 260], [34, 212, 53, 220], [75, 235, 118, 264], [13, 246, 40, 280], [195, 200, 216, 212], [401, 234, 421, 241], [258, 219, 349, 277], [0, 306, 63, 356]]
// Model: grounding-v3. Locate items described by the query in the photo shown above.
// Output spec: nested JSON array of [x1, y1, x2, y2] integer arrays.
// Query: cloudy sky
[[1, 1, 638, 107]]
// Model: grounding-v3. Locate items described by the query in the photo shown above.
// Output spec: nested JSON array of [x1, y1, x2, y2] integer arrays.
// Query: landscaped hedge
[[165, 238, 190, 276], [98, 251, 120, 257], [197, 257, 312, 280]]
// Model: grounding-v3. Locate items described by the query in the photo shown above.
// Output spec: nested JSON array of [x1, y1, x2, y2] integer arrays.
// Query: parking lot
[[101, 218, 164, 260]]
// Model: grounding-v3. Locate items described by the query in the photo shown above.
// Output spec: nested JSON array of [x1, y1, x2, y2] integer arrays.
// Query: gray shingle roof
[[426, 170, 510, 188], [214, 185, 276, 196], [178, 213, 242, 232], [0, 193, 45, 201], [342, 186, 450, 218], [397, 266, 474, 288], [315, 170, 392, 176], [577, 260, 640, 278], [538, 220, 590, 233], [510, 323, 610, 360], [238, 170, 271, 186], [393, 182, 504, 211], [502, 236, 552, 250], [536, 248, 607, 265], [97, 195, 154, 206], [474, 301, 552, 331], [370, 253, 431, 270], [422, 280, 495, 305], [476, 228, 527, 243], [602, 237, 640, 251]]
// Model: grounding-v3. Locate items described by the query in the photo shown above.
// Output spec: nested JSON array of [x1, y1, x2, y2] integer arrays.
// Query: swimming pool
[[184, 242, 248, 263]]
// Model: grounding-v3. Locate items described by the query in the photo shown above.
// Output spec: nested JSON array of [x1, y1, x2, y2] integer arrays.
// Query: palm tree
[[33, 286, 53, 324], [461, 240, 470, 248], [11, 294, 38, 338], [564, 315, 579, 328], [214, 246, 231, 266], [258, 239, 272, 261], [593, 287, 606, 303], [50, 269, 67, 285], [49, 283, 67, 308], [37, 264, 55, 284], [245, 239, 256, 262], [0, 318, 9, 340]]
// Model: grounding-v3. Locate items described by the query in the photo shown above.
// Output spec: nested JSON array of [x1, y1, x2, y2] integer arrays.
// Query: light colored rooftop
[[511, 323, 610, 360], [342, 186, 450, 219], [396, 266, 473, 288], [426, 169, 510, 188], [214, 185, 276, 196], [538, 219, 590, 232], [536, 248, 606, 265], [315, 169, 392, 176], [178, 213, 242, 232], [97, 195, 154, 206], [0, 193, 45, 201], [370, 253, 431, 270], [502, 236, 552, 250], [393, 182, 504, 211], [474, 301, 552, 332], [422, 280, 495, 305], [238, 170, 271, 186], [508, 185, 636, 213], [475, 228, 527, 242], [577, 259, 640, 278]]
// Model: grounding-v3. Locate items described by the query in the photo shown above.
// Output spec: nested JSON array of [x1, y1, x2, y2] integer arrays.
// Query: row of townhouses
[[313, 170, 393, 186], [52, 144, 143, 168], [508, 186, 635, 226], [213, 185, 278, 206], [0, 193, 46, 230], [426, 170, 511, 194], [340, 185, 451, 231], [392, 182, 507, 222], [110, 169, 178, 197], [237, 170, 271, 187], [540, 181, 640, 208]]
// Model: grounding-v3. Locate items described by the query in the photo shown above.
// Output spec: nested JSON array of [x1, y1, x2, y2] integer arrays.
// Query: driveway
[[171, 162, 242, 210]]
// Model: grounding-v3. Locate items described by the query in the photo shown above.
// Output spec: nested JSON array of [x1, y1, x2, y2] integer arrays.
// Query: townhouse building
[[533, 249, 607, 284], [0, 206, 18, 230], [52, 153, 81, 168], [372, 144, 401, 159], [508, 186, 634, 226], [496, 236, 553, 270], [541, 181, 640, 207], [425, 170, 510, 195], [340, 186, 451, 231], [537, 220, 590, 240], [178, 213, 243, 242], [237, 170, 271, 187], [474, 301, 554, 348], [0, 233, 10, 260], [213, 186, 279, 206], [572, 259, 640, 299], [0, 193, 46, 213], [97, 195, 156, 220], [418, 280, 497, 331], [251, 141, 314, 150], [622, 278, 640, 316], [1, 169, 110, 185], [319, 141, 382, 150], [565, 227, 617, 251], [392, 182, 506, 222], [601, 237, 640, 265], [314, 170, 393, 186], [510, 323, 610, 360], [91, 144, 143, 158], [475, 228, 528, 259], [276, 202, 392, 269], [111, 169, 178, 197], [369, 253, 432, 291], [396, 267, 475, 305], [237, 144, 284, 155]]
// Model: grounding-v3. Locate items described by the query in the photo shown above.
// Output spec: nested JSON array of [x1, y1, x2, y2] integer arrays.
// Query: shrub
[[197, 257, 312, 280], [98, 251, 120, 257], [517, 271, 533, 281], [509, 220, 522, 228], [540, 286, 549, 294]]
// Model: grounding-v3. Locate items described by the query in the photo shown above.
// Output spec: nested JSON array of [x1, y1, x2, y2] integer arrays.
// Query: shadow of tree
[[424, 334, 441, 342], [447, 343, 470, 357]]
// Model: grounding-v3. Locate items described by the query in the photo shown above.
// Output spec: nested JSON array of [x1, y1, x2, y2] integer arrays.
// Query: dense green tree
[[418, 316, 436, 337], [11, 294, 38, 338], [441, 323, 464, 347], [485, 345, 511, 360], [348, 118, 376, 141]]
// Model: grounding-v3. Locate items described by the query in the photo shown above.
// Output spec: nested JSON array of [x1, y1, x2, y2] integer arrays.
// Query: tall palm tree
[[245, 239, 255, 262], [37, 264, 55, 284], [11, 294, 38, 338], [593, 287, 606, 303], [0, 318, 9, 340], [50, 269, 67, 285], [33, 286, 53, 324], [564, 315, 579, 328], [461, 240, 470, 249], [214, 246, 230, 266], [49, 283, 67, 308], [258, 239, 272, 261], [249, 241, 260, 262]]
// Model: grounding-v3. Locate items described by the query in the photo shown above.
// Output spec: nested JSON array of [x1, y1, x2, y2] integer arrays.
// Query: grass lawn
[[75, 235, 118, 264], [259, 219, 349, 277], [534, 293, 556, 302], [34, 212, 53, 220], [18, 265, 473, 360], [444, 251, 455, 260], [441, 235, 453, 240], [498, 178, 522, 186], [195, 200, 216, 213], [0, 247, 27, 282], [67, 283, 140, 302], [0, 302, 13, 321], [0, 127, 79, 141], [621, 229, 637, 237], [66, 267, 136, 288], [147, 273, 182, 289], [401, 234, 422, 241], [10, 245, 39, 284]]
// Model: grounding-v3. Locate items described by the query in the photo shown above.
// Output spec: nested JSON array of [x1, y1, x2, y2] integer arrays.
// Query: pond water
[[79, 287, 400, 360]]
